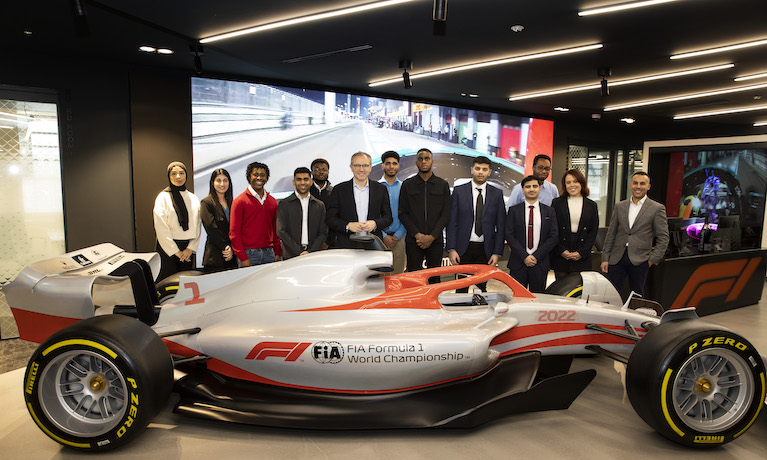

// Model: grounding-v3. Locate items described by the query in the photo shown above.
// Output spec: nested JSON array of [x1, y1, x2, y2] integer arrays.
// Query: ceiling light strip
[[579, 0, 680, 16], [369, 44, 603, 87], [674, 105, 767, 120], [735, 72, 767, 82], [200, 0, 416, 44], [509, 64, 733, 101], [604, 82, 767, 111], [753, 121, 767, 127], [671, 38, 767, 59]]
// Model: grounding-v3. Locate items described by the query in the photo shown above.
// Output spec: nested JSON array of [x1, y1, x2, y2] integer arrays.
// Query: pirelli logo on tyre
[[693, 435, 724, 444]]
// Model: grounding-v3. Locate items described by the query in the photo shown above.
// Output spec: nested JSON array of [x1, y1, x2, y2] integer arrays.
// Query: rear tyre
[[24, 315, 173, 451], [544, 273, 583, 298], [626, 319, 765, 447]]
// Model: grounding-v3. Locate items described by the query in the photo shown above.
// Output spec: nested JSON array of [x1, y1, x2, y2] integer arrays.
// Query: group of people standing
[[153, 150, 668, 299]]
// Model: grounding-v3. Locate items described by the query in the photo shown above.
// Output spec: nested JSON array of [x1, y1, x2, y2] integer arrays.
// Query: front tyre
[[626, 320, 765, 447], [23, 315, 173, 451]]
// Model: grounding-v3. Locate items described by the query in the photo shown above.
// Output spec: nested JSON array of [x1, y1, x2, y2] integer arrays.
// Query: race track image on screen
[[191, 78, 553, 200]]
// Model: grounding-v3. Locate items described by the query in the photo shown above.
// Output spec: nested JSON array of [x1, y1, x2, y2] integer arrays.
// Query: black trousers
[[509, 264, 549, 293], [157, 239, 195, 282], [456, 242, 489, 292], [405, 237, 444, 284], [607, 250, 650, 298]]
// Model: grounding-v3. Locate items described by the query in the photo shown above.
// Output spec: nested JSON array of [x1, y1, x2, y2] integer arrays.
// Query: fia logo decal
[[313, 341, 344, 364]]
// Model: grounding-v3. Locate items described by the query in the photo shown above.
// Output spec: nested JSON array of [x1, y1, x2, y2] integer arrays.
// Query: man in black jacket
[[399, 148, 451, 282], [326, 152, 392, 249], [277, 167, 329, 259]]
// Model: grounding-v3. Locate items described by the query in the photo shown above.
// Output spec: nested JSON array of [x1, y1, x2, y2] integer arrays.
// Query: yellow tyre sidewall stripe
[[42, 339, 118, 359], [565, 286, 583, 297], [28, 404, 91, 449], [661, 368, 686, 437]]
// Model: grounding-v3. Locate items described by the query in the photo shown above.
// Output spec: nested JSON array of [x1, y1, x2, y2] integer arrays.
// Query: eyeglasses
[[351, 164, 371, 169], [534, 165, 552, 172]]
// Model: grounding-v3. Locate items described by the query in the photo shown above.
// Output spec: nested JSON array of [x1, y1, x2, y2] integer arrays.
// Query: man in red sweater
[[229, 161, 282, 266]]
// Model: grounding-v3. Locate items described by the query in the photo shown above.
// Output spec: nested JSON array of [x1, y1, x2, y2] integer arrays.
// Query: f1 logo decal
[[245, 342, 312, 361], [671, 257, 762, 308]]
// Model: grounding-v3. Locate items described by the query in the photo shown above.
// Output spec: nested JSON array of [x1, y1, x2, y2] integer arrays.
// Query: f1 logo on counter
[[245, 342, 311, 361]]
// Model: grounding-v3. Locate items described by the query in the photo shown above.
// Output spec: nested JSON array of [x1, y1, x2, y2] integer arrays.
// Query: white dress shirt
[[628, 195, 647, 229], [296, 192, 310, 246], [524, 200, 541, 255], [353, 179, 370, 225], [470, 181, 487, 243]]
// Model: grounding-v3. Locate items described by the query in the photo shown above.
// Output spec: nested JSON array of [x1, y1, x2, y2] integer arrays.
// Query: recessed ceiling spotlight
[[469, 94, 479, 98], [621, 117, 636, 124], [554, 107, 570, 112], [23, 30, 33, 35], [510, 25, 524, 32], [460, 92, 467, 96], [755, 95, 763, 100], [139, 46, 156, 53], [157, 48, 174, 55]]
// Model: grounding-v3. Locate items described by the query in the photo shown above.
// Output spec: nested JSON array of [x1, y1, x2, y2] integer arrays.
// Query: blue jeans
[[245, 247, 275, 265]]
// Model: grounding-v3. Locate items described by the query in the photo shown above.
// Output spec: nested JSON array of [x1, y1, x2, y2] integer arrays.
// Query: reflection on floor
[[1, 283, 765, 459]]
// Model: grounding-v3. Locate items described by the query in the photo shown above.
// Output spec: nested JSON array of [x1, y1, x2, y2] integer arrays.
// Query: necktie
[[475, 188, 484, 236], [527, 205, 534, 250]]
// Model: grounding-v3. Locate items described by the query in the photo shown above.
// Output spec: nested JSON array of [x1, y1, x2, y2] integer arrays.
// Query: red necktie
[[527, 205, 534, 250]]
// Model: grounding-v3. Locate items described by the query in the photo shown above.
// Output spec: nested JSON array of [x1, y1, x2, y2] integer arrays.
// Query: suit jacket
[[326, 179, 392, 248], [276, 193, 329, 259], [505, 202, 558, 271], [445, 182, 506, 258], [550, 195, 599, 272], [602, 197, 669, 266], [200, 195, 233, 269]]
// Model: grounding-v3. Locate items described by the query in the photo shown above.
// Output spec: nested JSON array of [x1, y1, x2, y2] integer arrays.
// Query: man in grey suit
[[277, 167, 328, 259], [600, 171, 669, 297]]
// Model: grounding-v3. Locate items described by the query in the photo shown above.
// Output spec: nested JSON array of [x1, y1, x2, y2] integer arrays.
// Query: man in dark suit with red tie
[[505, 175, 558, 292], [446, 156, 506, 292]]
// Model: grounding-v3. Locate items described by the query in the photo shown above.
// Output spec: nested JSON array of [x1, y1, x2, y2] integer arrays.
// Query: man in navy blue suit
[[446, 156, 506, 292], [505, 175, 558, 293]]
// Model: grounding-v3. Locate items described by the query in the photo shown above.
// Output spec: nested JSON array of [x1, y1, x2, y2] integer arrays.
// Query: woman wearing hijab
[[153, 161, 201, 281], [550, 168, 599, 280], [200, 168, 238, 273]]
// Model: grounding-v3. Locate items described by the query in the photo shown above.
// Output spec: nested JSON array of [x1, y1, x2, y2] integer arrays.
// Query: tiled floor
[[1, 283, 765, 459]]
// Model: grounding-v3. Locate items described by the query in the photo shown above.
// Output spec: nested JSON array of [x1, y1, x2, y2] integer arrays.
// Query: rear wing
[[4, 243, 161, 342]]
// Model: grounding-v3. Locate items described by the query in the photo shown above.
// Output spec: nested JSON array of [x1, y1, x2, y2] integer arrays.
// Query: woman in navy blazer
[[550, 169, 599, 279]]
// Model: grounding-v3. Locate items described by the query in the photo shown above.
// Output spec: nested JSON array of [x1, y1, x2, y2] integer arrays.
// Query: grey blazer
[[601, 197, 669, 266]]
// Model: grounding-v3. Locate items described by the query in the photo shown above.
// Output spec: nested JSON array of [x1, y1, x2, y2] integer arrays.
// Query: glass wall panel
[[0, 99, 64, 338]]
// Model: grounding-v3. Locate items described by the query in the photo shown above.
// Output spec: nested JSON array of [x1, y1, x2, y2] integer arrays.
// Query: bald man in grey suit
[[600, 171, 669, 297]]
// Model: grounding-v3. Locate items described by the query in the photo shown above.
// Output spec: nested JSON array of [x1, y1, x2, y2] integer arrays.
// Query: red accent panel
[[10, 308, 81, 344], [499, 333, 636, 356], [525, 118, 554, 177], [294, 265, 534, 313], [490, 322, 646, 346]]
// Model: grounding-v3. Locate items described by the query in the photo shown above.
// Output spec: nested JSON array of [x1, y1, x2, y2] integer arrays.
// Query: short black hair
[[417, 148, 432, 156], [246, 161, 270, 182], [311, 158, 329, 169], [521, 175, 542, 187], [533, 154, 551, 166], [294, 166, 311, 178], [381, 150, 400, 162], [473, 156, 491, 166], [632, 170, 651, 184]]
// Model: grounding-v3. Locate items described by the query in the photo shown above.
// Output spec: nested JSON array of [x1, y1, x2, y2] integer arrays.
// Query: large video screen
[[191, 77, 554, 200], [660, 147, 767, 251]]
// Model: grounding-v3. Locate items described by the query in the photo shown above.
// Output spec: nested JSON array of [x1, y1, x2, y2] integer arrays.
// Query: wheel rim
[[671, 347, 754, 433], [38, 350, 128, 437]]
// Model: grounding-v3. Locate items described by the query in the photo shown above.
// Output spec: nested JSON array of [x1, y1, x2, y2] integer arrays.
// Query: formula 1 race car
[[6, 238, 765, 451]]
